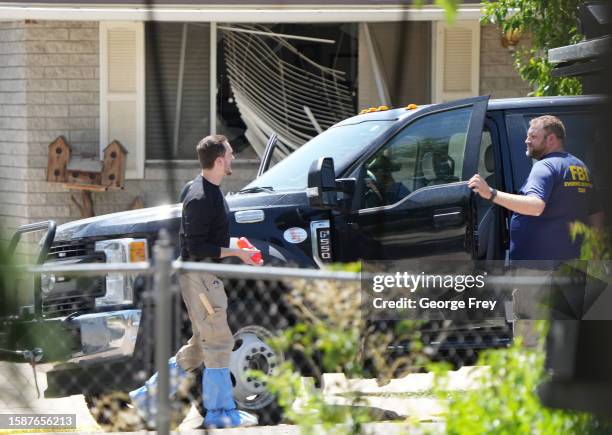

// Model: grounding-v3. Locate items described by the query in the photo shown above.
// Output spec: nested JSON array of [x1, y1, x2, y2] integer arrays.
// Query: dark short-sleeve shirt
[[509, 151, 598, 261], [179, 175, 230, 261]]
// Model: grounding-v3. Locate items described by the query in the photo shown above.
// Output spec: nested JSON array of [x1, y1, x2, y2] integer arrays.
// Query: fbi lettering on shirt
[[565, 165, 593, 193]]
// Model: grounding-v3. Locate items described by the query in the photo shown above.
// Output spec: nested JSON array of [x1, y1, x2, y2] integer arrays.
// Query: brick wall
[[480, 24, 531, 98], [22, 20, 100, 232], [0, 21, 30, 243], [0, 20, 101, 244]]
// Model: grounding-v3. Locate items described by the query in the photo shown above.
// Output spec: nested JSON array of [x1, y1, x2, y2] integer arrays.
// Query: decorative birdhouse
[[47, 136, 71, 182], [66, 157, 103, 185], [102, 140, 128, 189], [45, 137, 131, 218]]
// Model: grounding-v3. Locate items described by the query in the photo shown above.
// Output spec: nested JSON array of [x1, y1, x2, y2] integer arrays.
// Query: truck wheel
[[85, 390, 191, 432], [230, 325, 284, 425], [192, 325, 285, 426]]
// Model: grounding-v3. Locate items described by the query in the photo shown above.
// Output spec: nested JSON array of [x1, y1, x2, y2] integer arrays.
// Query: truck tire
[[225, 277, 293, 425], [230, 324, 285, 425]]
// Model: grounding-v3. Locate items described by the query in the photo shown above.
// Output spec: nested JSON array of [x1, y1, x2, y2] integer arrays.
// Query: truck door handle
[[433, 208, 464, 228]]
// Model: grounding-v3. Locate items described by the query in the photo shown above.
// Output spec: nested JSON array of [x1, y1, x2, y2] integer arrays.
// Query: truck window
[[360, 107, 472, 208], [243, 120, 395, 192], [505, 111, 604, 192], [478, 128, 496, 187]]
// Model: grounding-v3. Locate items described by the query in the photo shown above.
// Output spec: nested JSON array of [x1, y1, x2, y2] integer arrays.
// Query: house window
[[100, 22, 145, 179], [145, 23, 211, 161]]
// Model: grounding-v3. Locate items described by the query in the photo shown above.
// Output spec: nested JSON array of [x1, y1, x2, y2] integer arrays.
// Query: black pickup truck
[[1, 95, 608, 428]]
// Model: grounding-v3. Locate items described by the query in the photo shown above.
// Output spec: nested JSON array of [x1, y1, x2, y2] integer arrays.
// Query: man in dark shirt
[[130, 135, 260, 429]]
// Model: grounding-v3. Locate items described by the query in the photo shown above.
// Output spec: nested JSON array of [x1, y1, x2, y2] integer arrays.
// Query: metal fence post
[[154, 229, 173, 435]]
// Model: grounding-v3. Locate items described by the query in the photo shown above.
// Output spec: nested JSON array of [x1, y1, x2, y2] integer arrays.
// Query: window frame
[[99, 21, 146, 179]]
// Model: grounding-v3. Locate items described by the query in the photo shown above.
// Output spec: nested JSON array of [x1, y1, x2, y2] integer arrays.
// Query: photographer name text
[[370, 272, 497, 312]]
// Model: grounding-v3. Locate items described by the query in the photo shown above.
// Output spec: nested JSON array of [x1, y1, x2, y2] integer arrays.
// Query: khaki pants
[[175, 271, 234, 369], [511, 267, 552, 348]]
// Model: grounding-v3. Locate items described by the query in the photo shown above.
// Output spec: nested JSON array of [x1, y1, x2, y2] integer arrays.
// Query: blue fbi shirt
[[509, 151, 596, 261]]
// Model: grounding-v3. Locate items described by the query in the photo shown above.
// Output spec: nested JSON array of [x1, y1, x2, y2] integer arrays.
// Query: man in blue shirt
[[468, 115, 604, 346], [469, 115, 603, 261]]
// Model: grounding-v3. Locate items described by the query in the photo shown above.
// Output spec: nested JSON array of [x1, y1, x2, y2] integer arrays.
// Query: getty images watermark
[[360, 260, 612, 321], [371, 271, 497, 312]]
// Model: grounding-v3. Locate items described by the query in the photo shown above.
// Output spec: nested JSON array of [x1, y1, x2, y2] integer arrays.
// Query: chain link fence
[[1, 229, 516, 433]]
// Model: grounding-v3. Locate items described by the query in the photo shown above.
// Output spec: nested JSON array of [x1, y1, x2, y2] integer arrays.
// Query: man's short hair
[[530, 115, 566, 142], [196, 135, 228, 169]]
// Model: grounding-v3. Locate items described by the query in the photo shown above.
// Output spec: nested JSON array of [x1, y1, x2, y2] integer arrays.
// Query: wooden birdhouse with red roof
[[102, 140, 128, 189]]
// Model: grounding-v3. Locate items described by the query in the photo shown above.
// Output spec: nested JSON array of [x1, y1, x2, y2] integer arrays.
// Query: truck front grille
[[42, 276, 105, 317], [43, 239, 106, 317], [47, 240, 96, 260], [43, 294, 97, 316]]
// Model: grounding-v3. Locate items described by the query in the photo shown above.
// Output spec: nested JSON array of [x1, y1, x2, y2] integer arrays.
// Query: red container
[[237, 237, 263, 264]]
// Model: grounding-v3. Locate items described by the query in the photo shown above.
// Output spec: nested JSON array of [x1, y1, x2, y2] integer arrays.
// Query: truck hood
[[54, 190, 307, 241]]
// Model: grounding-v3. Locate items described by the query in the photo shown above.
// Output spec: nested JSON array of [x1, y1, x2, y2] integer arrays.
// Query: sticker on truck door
[[310, 220, 333, 266], [283, 227, 308, 244]]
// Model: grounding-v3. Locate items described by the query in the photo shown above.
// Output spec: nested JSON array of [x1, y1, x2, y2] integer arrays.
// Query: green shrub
[[433, 331, 608, 434]]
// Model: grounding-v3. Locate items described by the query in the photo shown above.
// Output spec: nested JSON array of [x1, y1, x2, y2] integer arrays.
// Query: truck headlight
[[40, 273, 55, 294], [94, 238, 148, 307]]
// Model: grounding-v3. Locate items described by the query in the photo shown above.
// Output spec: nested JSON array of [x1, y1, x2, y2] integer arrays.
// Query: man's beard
[[526, 145, 545, 160]]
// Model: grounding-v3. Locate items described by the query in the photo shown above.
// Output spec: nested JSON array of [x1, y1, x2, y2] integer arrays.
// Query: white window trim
[[431, 20, 480, 103], [100, 21, 145, 179]]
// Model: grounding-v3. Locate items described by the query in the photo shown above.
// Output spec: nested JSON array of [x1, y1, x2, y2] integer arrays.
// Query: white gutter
[[0, 4, 483, 22]]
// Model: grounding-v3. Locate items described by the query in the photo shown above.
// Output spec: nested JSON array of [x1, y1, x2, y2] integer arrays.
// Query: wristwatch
[[488, 187, 497, 203]]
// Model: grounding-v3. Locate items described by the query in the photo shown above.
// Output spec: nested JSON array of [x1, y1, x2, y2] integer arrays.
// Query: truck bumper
[[65, 309, 141, 364], [0, 309, 141, 364]]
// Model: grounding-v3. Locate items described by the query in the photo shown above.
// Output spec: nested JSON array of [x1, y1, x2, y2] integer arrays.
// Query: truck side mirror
[[307, 157, 356, 211], [307, 157, 338, 209]]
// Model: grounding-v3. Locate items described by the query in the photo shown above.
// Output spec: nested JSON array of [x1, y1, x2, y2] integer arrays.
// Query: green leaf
[[482, 0, 583, 96]]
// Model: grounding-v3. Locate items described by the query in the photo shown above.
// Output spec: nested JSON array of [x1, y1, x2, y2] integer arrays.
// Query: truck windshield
[[243, 120, 395, 192]]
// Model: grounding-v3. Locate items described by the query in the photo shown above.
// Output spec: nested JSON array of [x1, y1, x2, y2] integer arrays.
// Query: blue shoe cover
[[202, 368, 258, 428], [128, 356, 188, 428], [205, 409, 258, 428]]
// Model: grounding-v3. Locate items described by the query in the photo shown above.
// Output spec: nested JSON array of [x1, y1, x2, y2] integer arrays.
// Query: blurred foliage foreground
[[258, 230, 611, 434]]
